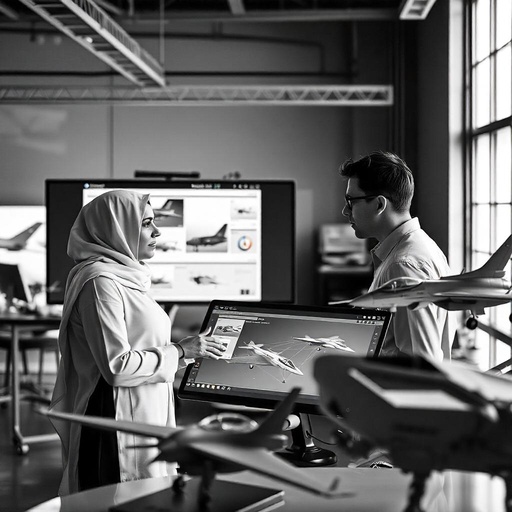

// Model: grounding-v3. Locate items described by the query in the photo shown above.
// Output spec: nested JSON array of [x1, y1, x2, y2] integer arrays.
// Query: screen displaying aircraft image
[[81, 186, 262, 302], [0, 206, 47, 304], [180, 301, 390, 412], [46, 180, 296, 305]]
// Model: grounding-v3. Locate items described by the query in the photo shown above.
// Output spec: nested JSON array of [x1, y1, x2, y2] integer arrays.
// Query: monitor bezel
[[178, 300, 392, 415], [45, 179, 296, 305]]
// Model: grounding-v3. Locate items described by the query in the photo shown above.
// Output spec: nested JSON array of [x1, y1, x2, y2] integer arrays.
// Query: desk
[[0, 312, 61, 454], [25, 468, 451, 512]]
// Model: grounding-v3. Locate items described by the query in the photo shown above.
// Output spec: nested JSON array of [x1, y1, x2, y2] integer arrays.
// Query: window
[[467, 0, 512, 370]]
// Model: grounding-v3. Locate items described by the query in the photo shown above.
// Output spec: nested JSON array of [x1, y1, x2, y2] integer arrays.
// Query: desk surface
[[0, 312, 61, 326], [26, 468, 450, 512]]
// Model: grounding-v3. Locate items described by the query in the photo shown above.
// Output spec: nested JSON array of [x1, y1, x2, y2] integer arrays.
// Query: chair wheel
[[16, 443, 29, 455]]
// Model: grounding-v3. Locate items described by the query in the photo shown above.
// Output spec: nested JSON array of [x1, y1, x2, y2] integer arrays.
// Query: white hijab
[[50, 190, 152, 474]]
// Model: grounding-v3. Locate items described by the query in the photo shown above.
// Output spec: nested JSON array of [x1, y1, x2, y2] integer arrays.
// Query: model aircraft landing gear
[[466, 316, 479, 330], [198, 460, 216, 509], [404, 471, 430, 512], [172, 473, 186, 493]]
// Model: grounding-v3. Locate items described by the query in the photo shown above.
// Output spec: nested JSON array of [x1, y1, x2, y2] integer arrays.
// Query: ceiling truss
[[16, 0, 166, 87], [0, 84, 393, 106]]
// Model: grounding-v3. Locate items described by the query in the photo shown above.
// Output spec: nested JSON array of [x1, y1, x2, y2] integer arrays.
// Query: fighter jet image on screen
[[293, 335, 354, 353], [236, 341, 303, 377], [187, 224, 227, 252], [41, 389, 344, 508], [0, 223, 42, 251], [334, 234, 512, 330], [153, 200, 182, 219], [314, 353, 512, 512]]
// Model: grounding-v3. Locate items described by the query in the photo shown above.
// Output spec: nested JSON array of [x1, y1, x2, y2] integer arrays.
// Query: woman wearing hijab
[[49, 190, 226, 495]]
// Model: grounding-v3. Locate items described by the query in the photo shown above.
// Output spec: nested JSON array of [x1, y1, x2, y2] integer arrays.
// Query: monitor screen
[[178, 300, 391, 414], [0, 263, 33, 304], [46, 180, 295, 305], [0, 205, 46, 303]]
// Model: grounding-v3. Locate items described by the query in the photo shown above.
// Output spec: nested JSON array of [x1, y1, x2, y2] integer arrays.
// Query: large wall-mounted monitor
[[46, 180, 295, 305], [178, 300, 391, 415]]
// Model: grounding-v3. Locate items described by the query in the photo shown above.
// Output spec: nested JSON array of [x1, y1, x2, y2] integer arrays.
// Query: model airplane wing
[[42, 409, 176, 439], [187, 441, 345, 497]]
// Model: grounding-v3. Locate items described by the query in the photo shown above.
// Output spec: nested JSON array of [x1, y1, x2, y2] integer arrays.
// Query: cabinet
[[316, 264, 373, 305]]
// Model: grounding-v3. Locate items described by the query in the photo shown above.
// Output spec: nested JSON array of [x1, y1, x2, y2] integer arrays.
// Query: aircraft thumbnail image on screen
[[83, 186, 262, 302], [182, 304, 389, 408]]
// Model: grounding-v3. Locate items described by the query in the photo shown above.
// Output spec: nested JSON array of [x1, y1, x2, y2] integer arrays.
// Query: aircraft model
[[314, 353, 512, 512], [153, 199, 182, 219], [41, 388, 344, 507], [187, 224, 227, 252], [293, 335, 354, 353], [333, 234, 512, 329], [238, 341, 303, 377], [0, 223, 42, 251]]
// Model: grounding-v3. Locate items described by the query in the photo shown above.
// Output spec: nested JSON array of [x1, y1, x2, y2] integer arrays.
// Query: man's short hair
[[339, 151, 414, 213]]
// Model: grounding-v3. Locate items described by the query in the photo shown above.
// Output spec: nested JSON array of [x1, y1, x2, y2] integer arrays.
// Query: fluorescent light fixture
[[399, 0, 438, 20], [16, 0, 166, 87]]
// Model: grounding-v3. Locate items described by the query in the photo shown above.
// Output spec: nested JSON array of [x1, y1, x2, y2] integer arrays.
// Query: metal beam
[[15, 0, 165, 87], [0, 84, 393, 106]]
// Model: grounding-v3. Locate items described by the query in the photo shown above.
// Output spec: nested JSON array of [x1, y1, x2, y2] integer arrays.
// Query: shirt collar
[[371, 217, 421, 267]]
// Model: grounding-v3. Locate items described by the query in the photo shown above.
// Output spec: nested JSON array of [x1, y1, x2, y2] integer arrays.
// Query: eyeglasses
[[344, 194, 379, 209]]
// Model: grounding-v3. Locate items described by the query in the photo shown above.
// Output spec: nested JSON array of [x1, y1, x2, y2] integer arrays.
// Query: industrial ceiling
[[0, 0, 437, 104]]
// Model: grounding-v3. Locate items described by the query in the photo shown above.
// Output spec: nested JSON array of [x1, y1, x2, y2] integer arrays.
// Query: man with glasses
[[340, 151, 454, 362]]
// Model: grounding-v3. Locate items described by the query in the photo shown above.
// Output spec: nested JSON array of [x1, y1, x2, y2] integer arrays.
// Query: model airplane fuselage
[[293, 335, 354, 352], [0, 222, 42, 251], [187, 224, 227, 251], [239, 341, 303, 376], [42, 388, 342, 506], [314, 353, 512, 512], [338, 234, 512, 328]]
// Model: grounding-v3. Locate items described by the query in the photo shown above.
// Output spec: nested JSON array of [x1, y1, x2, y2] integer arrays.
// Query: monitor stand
[[277, 413, 337, 467]]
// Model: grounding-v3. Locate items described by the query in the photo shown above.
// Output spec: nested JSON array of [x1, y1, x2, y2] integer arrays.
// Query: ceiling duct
[[15, 0, 166, 87]]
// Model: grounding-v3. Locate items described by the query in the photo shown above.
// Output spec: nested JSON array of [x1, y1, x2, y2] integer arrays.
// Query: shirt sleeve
[[384, 259, 445, 361], [77, 278, 180, 387]]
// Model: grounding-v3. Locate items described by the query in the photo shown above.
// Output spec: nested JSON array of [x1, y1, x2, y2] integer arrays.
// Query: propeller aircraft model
[[293, 335, 354, 352], [0, 222, 42, 251], [42, 388, 343, 507], [314, 353, 512, 512], [333, 234, 512, 329]]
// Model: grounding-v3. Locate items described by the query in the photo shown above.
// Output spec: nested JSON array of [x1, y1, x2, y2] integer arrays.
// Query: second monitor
[[179, 300, 391, 415]]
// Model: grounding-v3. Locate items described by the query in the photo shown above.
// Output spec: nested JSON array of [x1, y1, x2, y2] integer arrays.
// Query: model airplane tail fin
[[457, 234, 512, 279], [161, 199, 173, 209], [255, 387, 300, 435], [10, 222, 42, 244], [215, 224, 227, 237]]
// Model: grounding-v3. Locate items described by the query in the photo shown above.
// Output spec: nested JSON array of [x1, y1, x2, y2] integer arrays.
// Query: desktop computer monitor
[[0, 263, 32, 305], [46, 179, 295, 305]]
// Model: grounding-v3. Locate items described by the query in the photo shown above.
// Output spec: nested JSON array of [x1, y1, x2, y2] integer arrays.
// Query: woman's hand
[[176, 328, 226, 360]]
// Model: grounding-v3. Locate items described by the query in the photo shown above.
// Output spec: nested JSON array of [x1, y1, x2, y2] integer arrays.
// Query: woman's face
[[137, 203, 161, 261]]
